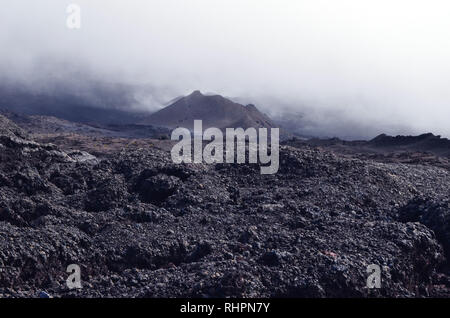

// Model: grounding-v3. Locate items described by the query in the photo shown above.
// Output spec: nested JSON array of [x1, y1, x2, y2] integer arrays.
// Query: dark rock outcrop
[[399, 198, 450, 258]]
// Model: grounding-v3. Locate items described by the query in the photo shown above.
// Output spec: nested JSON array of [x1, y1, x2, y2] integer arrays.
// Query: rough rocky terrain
[[284, 134, 450, 171], [0, 114, 449, 298]]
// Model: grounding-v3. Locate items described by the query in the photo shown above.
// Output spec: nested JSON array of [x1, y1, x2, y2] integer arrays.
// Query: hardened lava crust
[[0, 115, 449, 297]]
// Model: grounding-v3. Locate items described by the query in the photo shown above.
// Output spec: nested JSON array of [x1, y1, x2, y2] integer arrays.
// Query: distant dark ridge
[[369, 133, 450, 150], [282, 132, 450, 160], [0, 83, 147, 125]]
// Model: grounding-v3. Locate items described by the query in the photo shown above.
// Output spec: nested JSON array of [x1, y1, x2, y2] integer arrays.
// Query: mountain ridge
[[140, 90, 275, 131]]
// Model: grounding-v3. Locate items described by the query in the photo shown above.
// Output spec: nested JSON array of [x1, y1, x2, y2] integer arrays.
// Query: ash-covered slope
[[0, 110, 171, 140], [0, 114, 450, 297], [141, 91, 274, 130]]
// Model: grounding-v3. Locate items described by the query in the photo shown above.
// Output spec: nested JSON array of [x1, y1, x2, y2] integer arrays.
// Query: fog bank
[[1, 0, 450, 139]]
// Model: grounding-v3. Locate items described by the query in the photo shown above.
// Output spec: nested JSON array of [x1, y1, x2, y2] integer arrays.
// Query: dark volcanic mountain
[[141, 91, 275, 130]]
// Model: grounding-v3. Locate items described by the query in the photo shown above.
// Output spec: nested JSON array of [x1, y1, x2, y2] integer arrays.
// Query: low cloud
[[1, 0, 450, 139]]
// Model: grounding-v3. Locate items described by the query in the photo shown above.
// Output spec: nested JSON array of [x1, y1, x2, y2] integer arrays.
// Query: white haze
[[1, 0, 450, 139]]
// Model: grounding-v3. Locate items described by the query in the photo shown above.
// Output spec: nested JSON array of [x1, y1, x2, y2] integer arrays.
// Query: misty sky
[[1, 0, 450, 139]]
